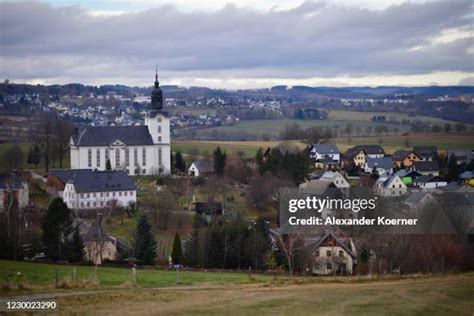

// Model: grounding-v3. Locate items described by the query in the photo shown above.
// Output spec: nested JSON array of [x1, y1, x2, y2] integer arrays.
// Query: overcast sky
[[1, 0, 473, 89]]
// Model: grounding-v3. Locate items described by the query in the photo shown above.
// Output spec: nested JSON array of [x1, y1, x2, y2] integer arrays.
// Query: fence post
[[54, 270, 58, 288]]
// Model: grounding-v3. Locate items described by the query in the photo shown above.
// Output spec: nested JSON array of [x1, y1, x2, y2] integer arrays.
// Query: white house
[[70, 72, 170, 176], [374, 175, 407, 197], [188, 159, 214, 177], [62, 170, 136, 210], [413, 176, 448, 190], [310, 144, 340, 162], [364, 157, 394, 176], [308, 232, 357, 275], [319, 171, 350, 189]]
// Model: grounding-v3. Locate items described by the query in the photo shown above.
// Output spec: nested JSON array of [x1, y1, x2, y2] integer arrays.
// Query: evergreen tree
[[185, 215, 201, 267], [106, 159, 112, 171], [41, 198, 74, 261], [171, 233, 183, 265], [66, 226, 85, 263], [255, 148, 264, 174], [175, 151, 186, 173], [213, 147, 227, 174], [446, 154, 459, 182], [27, 144, 41, 165], [134, 215, 157, 265]]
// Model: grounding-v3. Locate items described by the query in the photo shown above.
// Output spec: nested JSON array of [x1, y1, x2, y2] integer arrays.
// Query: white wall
[[63, 183, 136, 209]]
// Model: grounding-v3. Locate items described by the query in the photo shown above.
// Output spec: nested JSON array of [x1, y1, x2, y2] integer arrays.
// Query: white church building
[[70, 72, 171, 176]]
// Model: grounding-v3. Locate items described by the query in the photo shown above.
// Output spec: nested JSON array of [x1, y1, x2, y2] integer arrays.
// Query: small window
[[326, 250, 332, 257], [327, 263, 332, 270], [339, 250, 344, 257]]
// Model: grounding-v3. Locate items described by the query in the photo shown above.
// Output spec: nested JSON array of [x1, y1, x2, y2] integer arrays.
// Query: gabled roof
[[83, 225, 116, 243], [395, 169, 421, 178], [413, 146, 438, 158], [192, 159, 214, 172], [375, 175, 403, 188], [446, 149, 472, 161], [306, 232, 357, 259], [459, 171, 474, 179], [49, 169, 91, 184], [413, 161, 440, 172], [366, 157, 393, 169], [72, 125, 154, 146], [311, 144, 340, 155], [414, 175, 446, 184], [68, 170, 135, 193], [392, 150, 418, 161], [346, 145, 385, 157], [0, 173, 24, 190]]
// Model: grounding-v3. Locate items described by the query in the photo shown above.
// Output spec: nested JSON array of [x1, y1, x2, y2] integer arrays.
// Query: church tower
[[144, 69, 171, 175]]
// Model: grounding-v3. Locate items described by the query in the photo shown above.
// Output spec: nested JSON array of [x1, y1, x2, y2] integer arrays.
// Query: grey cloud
[[0, 1, 473, 84]]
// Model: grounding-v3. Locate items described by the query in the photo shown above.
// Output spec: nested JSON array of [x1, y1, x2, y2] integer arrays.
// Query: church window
[[96, 149, 100, 167], [105, 149, 109, 161], [158, 136, 162, 142], [158, 125, 161, 133], [125, 148, 130, 166], [158, 148, 162, 165], [115, 149, 120, 167], [142, 148, 146, 166], [88, 149, 92, 167], [134, 148, 138, 165]]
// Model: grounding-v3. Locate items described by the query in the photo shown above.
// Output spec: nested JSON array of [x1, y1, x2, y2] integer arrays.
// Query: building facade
[[62, 170, 136, 210], [70, 71, 170, 176]]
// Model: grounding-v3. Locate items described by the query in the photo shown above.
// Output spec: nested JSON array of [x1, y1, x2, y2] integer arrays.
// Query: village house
[[310, 144, 340, 169], [188, 159, 214, 177], [0, 173, 29, 210], [345, 145, 385, 167], [413, 175, 448, 190], [413, 146, 438, 161], [83, 225, 118, 265], [306, 232, 357, 275], [61, 170, 136, 210], [364, 157, 394, 176], [374, 175, 407, 197], [446, 149, 473, 165], [394, 169, 422, 186], [47, 169, 90, 198], [459, 171, 474, 186], [193, 202, 224, 224], [392, 150, 421, 168], [411, 161, 440, 176]]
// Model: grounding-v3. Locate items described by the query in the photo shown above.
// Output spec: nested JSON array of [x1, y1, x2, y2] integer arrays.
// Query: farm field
[[327, 109, 457, 124], [172, 133, 474, 158], [192, 119, 409, 139], [0, 260, 472, 316]]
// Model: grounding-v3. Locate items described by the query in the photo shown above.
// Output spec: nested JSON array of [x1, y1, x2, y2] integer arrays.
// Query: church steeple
[[151, 68, 163, 110]]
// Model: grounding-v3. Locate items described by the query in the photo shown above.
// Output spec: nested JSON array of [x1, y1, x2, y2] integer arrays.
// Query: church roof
[[72, 125, 154, 146]]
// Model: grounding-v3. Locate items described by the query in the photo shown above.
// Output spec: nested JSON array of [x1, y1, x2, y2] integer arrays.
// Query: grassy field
[[172, 133, 474, 158], [0, 260, 270, 291], [192, 119, 409, 138], [327, 109, 456, 124], [1, 260, 472, 315]]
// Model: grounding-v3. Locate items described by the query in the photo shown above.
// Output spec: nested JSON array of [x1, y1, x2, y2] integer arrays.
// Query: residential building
[[83, 225, 117, 265], [47, 169, 90, 197], [413, 146, 438, 161], [413, 175, 448, 190], [346, 145, 385, 167], [374, 175, 407, 197], [62, 170, 136, 210], [392, 150, 420, 168], [70, 72, 171, 176], [364, 157, 394, 176], [188, 159, 214, 177], [446, 149, 473, 165], [310, 144, 340, 164], [0, 173, 29, 210], [412, 161, 440, 176]]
